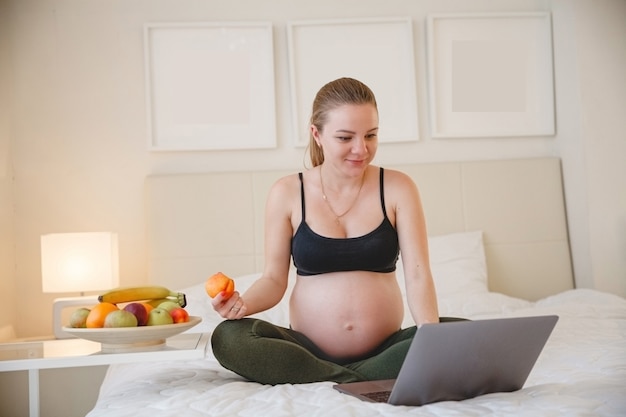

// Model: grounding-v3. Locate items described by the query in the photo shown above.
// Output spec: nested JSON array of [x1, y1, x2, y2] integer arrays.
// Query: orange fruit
[[140, 302, 154, 314], [86, 302, 119, 328], [205, 272, 235, 299]]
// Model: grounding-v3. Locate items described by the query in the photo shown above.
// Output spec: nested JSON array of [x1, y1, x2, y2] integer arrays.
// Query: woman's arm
[[389, 170, 439, 326], [211, 175, 296, 319]]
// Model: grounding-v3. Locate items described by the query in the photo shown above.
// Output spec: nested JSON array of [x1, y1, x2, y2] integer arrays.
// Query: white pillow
[[429, 230, 488, 295], [396, 230, 487, 298]]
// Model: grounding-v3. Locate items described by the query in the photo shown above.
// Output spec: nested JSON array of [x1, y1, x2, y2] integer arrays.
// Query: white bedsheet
[[86, 289, 626, 417]]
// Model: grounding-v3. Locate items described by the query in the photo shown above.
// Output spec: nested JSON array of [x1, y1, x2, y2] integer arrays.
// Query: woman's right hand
[[211, 290, 247, 320]]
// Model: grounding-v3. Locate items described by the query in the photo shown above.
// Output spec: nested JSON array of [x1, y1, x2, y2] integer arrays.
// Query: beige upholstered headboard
[[145, 158, 574, 301]]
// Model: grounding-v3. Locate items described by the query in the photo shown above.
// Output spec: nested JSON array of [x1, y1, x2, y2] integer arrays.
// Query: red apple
[[124, 302, 149, 326], [169, 307, 189, 323]]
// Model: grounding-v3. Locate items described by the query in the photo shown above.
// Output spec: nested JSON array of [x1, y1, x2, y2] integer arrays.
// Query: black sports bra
[[291, 168, 399, 276]]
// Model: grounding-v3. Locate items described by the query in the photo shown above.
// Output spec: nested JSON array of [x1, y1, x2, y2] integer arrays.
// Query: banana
[[98, 286, 187, 307]]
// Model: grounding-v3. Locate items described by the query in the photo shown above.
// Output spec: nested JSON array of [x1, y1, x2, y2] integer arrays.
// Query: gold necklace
[[319, 166, 366, 224]]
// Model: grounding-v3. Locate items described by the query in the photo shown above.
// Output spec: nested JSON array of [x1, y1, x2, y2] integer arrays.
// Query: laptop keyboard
[[362, 390, 391, 403]]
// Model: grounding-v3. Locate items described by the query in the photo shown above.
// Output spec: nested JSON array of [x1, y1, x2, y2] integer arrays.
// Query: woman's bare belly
[[289, 271, 404, 361]]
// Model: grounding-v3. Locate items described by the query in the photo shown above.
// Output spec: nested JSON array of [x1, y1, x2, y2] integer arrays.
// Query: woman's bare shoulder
[[382, 167, 418, 190], [267, 172, 303, 202], [271, 172, 301, 190]]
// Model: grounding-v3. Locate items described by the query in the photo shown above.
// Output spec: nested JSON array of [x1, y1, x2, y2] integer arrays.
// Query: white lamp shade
[[41, 232, 120, 293]]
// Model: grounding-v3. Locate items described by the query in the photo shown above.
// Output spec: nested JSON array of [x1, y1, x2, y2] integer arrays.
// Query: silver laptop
[[334, 315, 558, 406]]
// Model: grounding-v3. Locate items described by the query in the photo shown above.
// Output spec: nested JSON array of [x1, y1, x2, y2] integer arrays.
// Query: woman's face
[[312, 103, 379, 175]]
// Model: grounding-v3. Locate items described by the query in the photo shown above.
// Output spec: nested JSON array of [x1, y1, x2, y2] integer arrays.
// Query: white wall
[[0, 0, 16, 334], [550, 0, 626, 295], [3, 0, 625, 337], [570, 0, 626, 295]]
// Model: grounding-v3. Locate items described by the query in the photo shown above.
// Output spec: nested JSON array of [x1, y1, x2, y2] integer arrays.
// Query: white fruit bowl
[[62, 316, 202, 353]]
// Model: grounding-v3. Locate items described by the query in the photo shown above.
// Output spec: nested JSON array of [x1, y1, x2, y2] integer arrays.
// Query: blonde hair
[[307, 78, 378, 167]]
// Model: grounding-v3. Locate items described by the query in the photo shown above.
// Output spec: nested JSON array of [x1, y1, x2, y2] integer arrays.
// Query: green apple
[[157, 300, 181, 313], [69, 308, 91, 328], [103, 310, 138, 328], [147, 308, 174, 326]]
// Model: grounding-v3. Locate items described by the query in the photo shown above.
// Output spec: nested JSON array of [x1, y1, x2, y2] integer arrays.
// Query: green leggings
[[211, 317, 465, 385]]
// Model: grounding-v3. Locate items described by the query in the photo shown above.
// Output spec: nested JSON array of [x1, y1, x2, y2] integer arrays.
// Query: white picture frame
[[426, 12, 555, 138], [144, 22, 276, 151], [287, 17, 419, 147]]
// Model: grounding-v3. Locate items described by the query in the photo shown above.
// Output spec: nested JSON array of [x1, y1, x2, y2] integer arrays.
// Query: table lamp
[[41, 232, 120, 338]]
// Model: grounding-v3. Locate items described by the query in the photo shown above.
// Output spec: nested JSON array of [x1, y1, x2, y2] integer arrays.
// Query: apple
[[147, 308, 174, 326], [104, 310, 138, 328], [124, 302, 149, 326], [157, 300, 181, 313], [169, 307, 189, 323], [69, 308, 91, 328]]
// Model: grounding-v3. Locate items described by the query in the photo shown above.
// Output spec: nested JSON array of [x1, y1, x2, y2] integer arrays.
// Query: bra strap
[[298, 172, 305, 220], [379, 168, 388, 218]]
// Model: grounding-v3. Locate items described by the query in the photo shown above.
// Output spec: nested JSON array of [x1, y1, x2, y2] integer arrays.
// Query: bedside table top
[[0, 332, 209, 372]]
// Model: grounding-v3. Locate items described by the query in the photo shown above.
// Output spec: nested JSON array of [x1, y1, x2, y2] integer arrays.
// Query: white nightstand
[[0, 332, 210, 417]]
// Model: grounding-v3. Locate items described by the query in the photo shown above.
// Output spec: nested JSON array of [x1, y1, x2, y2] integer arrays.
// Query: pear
[[69, 307, 91, 328], [103, 310, 138, 328]]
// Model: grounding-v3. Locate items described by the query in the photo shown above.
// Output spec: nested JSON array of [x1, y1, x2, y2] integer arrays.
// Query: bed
[[86, 158, 626, 416]]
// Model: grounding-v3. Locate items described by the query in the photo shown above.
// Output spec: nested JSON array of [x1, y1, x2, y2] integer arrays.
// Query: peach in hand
[[205, 272, 235, 299]]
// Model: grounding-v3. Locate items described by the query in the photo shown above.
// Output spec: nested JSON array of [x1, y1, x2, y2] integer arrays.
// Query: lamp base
[[53, 296, 99, 339]]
